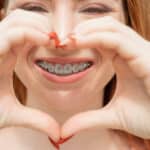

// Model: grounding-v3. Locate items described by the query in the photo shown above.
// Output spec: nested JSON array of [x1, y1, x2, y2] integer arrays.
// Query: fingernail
[[58, 134, 75, 144], [48, 32, 57, 39], [48, 32, 61, 48], [48, 137, 60, 150]]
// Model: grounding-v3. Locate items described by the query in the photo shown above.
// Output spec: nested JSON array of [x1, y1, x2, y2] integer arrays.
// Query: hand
[[61, 16, 150, 140], [0, 9, 60, 142]]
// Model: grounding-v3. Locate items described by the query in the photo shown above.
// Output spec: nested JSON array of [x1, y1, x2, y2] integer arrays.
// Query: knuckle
[[75, 22, 84, 31], [7, 9, 23, 19], [4, 15, 21, 28], [114, 105, 128, 131], [8, 27, 26, 45], [6, 10, 31, 27], [0, 97, 16, 128], [103, 16, 119, 32], [17, 28, 26, 43], [104, 16, 114, 21], [12, 9, 23, 15], [109, 23, 118, 32], [111, 33, 122, 50], [16, 28, 25, 36]]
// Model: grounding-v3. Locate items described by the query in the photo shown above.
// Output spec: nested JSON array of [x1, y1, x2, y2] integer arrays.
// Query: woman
[[0, 0, 150, 149]]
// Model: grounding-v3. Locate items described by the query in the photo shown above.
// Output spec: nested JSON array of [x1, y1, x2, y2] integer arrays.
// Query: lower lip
[[34, 64, 94, 83]]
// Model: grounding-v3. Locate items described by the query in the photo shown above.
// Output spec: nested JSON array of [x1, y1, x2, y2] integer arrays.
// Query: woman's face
[[6, 0, 126, 112]]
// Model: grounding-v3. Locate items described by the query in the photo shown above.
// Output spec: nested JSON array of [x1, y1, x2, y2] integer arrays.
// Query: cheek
[[14, 48, 36, 90], [93, 48, 115, 90], [70, 49, 114, 101], [14, 58, 32, 89]]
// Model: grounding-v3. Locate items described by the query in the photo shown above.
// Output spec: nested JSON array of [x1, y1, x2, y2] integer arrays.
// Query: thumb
[[6, 103, 60, 142], [61, 106, 122, 139]]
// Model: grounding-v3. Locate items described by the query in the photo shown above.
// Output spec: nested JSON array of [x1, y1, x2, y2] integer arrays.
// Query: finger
[[110, 56, 148, 101], [74, 32, 140, 57], [72, 16, 140, 41], [128, 134, 147, 150], [0, 27, 50, 55], [73, 16, 122, 35], [6, 102, 60, 142], [1, 9, 50, 33], [61, 107, 121, 138], [74, 32, 150, 79]]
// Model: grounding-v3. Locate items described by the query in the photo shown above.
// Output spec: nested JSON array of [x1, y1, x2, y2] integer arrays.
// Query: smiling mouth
[[36, 60, 93, 76]]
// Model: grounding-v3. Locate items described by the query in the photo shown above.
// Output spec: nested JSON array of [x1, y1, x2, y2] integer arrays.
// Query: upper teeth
[[63, 64, 73, 74], [37, 61, 92, 76]]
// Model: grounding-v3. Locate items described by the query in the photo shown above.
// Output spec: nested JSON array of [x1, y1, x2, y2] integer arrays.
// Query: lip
[[35, 57, 95, 64], [34, 57, 95, 83]]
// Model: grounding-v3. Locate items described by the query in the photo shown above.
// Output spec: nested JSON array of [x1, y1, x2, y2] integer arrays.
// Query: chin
[[14, 47, 115, 113]]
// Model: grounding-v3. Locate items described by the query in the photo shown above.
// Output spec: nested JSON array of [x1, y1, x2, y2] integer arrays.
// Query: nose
[[51, 3, 74, 41]]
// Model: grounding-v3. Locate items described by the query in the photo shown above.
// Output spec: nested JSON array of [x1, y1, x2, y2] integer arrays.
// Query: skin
[[0, 0, 150, 149]]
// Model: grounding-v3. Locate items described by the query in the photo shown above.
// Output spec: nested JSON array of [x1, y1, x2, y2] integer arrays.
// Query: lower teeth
[[46, 66, 89, 76]]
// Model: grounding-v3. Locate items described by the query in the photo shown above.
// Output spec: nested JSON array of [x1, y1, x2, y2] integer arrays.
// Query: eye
[[80, 5, 112, 14], [19, 4, 48, 12]]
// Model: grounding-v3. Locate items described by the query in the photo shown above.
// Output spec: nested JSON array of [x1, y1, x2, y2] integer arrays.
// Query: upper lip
[[35, 57, 95, 64]]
